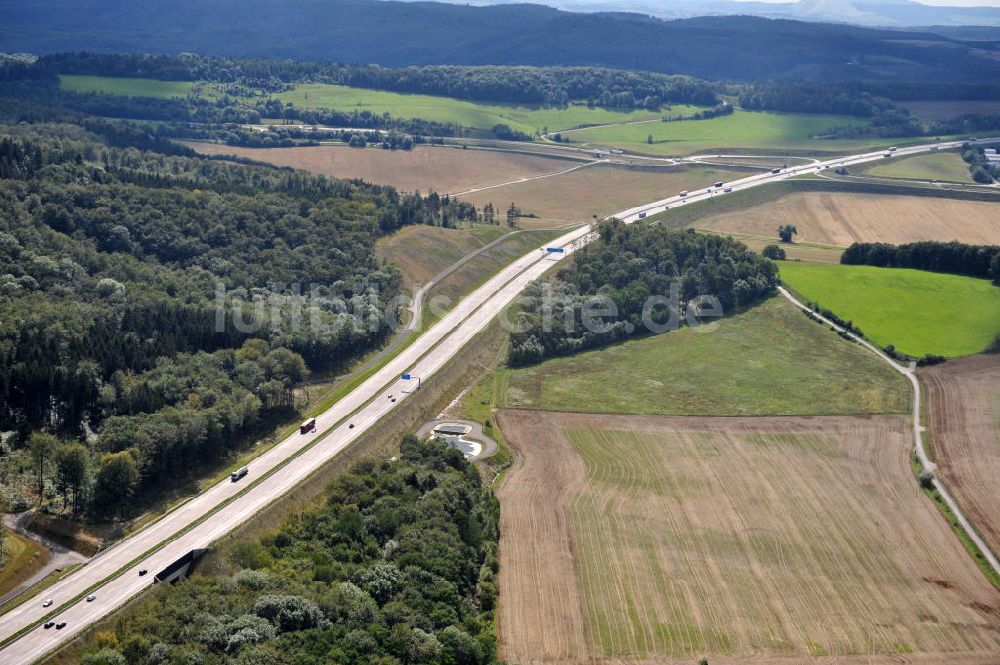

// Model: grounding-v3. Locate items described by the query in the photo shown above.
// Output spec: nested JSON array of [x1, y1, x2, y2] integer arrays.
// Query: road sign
[[546, 247, 565, 253]]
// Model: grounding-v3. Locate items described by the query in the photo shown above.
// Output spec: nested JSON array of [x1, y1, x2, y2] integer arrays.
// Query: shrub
[[762, 244, 786, 260]]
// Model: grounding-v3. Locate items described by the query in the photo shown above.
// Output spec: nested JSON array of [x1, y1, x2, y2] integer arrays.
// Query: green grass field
[[865, 151, 974, 183], [567, 109, 875, 156], [60, 75, 194, 99], [779, 262, 1000, 357], [500, 296, 908, 416], [276, 83, 677, 134], [0, 531, 47, 599]]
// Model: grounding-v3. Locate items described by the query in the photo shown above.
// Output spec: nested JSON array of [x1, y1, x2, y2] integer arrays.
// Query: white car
[[86, 594, 96, 602], [42, 599, 53, 608]]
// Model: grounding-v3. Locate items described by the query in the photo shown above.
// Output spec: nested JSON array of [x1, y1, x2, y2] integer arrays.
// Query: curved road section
[[1, 137, 996, 664]]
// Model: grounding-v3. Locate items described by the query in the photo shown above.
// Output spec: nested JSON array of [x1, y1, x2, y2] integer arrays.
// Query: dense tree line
[[73, 436, 501, 665], [845, 81, 1000, 103], [841, 241, 1000, 283], [739, 80, 1000, 140], [39, 53, 720, 109], [961, 143, 1000, 184], [508, 223, 778, 365], [0, 119, 481, 519], [740, 81, 907, 118]]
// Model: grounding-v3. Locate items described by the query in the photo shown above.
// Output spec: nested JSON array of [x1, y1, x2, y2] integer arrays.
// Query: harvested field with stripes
[[461, 164, 747, 228], [693, 191, 1000, 247], [922, 355, 1000, 560], [184, 142, 569, 194], [495, 410, 1000, 664]]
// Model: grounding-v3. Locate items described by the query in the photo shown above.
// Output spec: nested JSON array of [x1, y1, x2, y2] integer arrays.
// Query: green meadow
[[567, 108, 875, 155], [865, 150, 975, 183], [500, 296, 908, 416], [60, 74, 195, 98], [779, 262, 1000, 357], [275, 83, 680, 134]]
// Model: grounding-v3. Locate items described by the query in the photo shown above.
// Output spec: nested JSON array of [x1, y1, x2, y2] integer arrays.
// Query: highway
[[1, 136, 996, 664]]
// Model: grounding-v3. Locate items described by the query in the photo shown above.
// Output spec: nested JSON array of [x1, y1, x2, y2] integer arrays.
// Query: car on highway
[[714, 181, 724, 188], [679, 191, 688, 197], [55, 622, 66, 629], [42, 599, 53, 607], [770, 167, 781, 174], [139, 569, 148, 576], [86, 594, 96, 602], [349, 423, 355, 429], [44, 621, 55, 629], [723, 187, 733, 193]]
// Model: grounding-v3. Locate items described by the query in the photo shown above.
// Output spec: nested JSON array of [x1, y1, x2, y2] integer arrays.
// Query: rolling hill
[[3, 0, 1000, 82]]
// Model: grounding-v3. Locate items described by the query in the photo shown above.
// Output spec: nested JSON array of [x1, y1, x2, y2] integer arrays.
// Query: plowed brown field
[[496, 410, 1000, 665], [184, 142, 567, 193], [694, 192, 1000, 247], [923, 355, 1000, 559]]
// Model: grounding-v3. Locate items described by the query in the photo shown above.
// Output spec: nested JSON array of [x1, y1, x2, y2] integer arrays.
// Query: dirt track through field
[[694, 191, 1000, 246], [496, 410, 1000, 665], [923, 355, 1000, 559]]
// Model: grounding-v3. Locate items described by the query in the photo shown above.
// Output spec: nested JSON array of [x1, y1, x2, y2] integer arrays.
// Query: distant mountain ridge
[[449, 0, 1000, 28], [3, 0, 1000, 83]]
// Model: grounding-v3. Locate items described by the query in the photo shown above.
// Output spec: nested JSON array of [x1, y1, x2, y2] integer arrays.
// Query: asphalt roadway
[[1, 136, 996, 663]]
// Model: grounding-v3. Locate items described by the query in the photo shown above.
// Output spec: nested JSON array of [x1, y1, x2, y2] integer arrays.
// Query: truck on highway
[[638, 211, 647, 219], [300, 417, 316, 434], [231, 467, 248, 482]]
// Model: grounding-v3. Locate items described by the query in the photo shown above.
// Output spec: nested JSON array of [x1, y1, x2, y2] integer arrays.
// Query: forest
[[508, 222, 778, 365], [0, 66, 463, 146], [38, 53, 721, 109], [841, 240, 1000, 283], [8, 1, 1000, 83], [0, 117, 477, 519], [738, 81, 1000, 139], [71, 436, 502, 665]]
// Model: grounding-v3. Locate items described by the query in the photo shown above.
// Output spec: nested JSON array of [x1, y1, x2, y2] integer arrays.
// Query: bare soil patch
[[922, 355, 1000, 559], [695, 191, 1000, 247], [496, 409, 1000, 664], [184, 143, 567, 194]]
